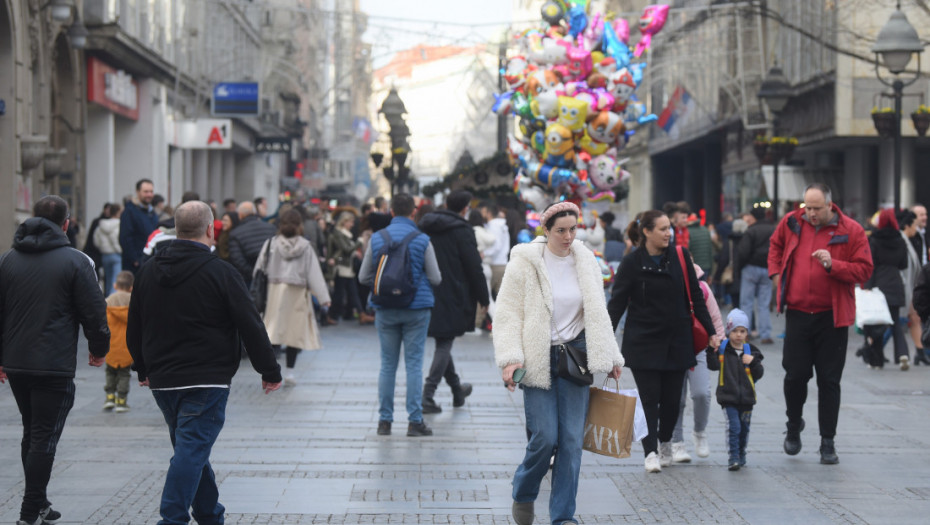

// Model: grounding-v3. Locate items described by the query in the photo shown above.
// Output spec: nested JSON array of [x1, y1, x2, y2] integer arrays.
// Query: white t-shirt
[[543, 247, 585, 344]]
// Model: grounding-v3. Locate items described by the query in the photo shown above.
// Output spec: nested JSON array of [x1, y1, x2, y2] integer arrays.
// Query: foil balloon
[[504, 56, 529, 92], [511, 92, 535, 120], [588, 154, 624, 190], [607, 68, 637, 111], [567, 1, 589, 38], [635, 4, 669, 57], [531, 88, 561, 120], [543, 123, 575, 168], [527, 161, 576, 189], [586, 111, 625, 149], [580, 12, 603, 51], [492, 91, 514, 115], [564, 45, 592, 82], [612, 18, 630, 45], [557, 96, 588, 135], [602, 19, 632, 70], [514, 174, 550, 211], [526, 69, 562, 97], [540, 0, 567, 27]]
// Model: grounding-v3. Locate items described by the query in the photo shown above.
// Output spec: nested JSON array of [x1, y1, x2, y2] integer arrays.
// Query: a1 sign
[[169, 119, 233, 149]]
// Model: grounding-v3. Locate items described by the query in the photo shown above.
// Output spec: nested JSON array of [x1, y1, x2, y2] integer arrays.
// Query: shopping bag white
[[601, 380, 648, 442], [855, 287, 893, 328]]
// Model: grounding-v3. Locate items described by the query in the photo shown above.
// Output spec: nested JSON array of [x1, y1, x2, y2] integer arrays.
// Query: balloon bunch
[[497, 2, 669, 208]]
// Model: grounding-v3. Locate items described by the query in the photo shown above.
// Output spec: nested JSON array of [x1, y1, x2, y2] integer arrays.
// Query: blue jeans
[[152, 388, 229, 525], [512, 335, 589, 525], [102, 252, 122, 297], [376, 308, 431, 423], [722, 406, 752, 465], [739, 264, 772, 339]]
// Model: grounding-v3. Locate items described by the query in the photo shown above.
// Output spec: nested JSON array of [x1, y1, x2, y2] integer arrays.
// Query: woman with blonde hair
[[494, 201, 623, 525], [255, 209, 331, 385]]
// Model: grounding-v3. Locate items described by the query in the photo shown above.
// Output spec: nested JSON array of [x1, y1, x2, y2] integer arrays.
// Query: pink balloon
[[634, 4, 669, 57]]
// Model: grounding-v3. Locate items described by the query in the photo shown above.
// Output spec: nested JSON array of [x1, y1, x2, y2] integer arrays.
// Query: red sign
[[87, 56, 139, 121]]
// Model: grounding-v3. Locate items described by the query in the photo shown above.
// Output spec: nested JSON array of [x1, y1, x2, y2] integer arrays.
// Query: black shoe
[[452, 383, 473, 407], [784, 418, 805, 456], [914, 351, 930, 365], [422, 397, 442, 414], [728, 462, 741, 471], [512, 501, 534, 525], [39, 506, 60, 524], [377, 420, 391, 436], [819, 437, 839, 464], [407, 421, 433, 437]]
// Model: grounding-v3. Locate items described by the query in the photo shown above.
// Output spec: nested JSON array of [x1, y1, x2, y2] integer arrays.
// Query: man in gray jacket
[[0, 195, 110, 525], [738, 208, 776, 344]]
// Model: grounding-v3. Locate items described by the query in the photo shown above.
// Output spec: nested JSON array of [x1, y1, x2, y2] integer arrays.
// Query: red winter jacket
[[767, 204, 873, 327]]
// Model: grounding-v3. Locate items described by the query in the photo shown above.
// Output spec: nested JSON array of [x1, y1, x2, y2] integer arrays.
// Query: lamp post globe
[[757, 64, 793, 220]]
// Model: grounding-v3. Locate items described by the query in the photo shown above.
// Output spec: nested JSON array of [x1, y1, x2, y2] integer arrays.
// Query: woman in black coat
[[416, 191, 490, 412], [608, 210, 718, 472], [863, 208, 909, 370]]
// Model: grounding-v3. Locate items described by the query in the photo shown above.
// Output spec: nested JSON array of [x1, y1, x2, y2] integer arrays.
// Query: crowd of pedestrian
[[8, 179, 930, 525]]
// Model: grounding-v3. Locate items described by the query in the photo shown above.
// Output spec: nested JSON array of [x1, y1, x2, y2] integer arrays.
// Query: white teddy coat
[[493, 237, 624, 389]]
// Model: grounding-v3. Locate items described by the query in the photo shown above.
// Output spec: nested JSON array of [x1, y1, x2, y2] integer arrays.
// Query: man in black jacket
[[737, 208, 776, 344], [417, 191, 490, 413], [127, 200, 281, 525], [0, 195, 110, 525], [119, 178, 158, 273], [228, 200, 276, 286]]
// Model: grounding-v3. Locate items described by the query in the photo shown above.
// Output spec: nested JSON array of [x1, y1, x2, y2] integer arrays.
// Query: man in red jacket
[[768, 183, 872, 465]]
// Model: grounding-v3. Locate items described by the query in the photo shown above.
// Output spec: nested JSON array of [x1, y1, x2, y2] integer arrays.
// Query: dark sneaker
[[407, 421, 433, 437], [784, 418, 804, 456], [728, 462, 741, 471], [422, 397, 442, 414], [39, 505, 60, 523], [376, 421, 391, 436], [819, 438, 839, 464], [452, 383, 473, 407], [17, 518, 49, 525], [512, 501, 534, 525]]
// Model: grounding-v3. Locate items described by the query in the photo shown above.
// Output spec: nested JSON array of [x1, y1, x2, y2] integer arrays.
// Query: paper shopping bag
[[583, 380, 636, 459]]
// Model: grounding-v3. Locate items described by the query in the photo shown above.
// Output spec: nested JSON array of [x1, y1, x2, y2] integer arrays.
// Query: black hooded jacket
[[0, 217, 110, 376], [864, 227, 908, 307], [127, 239, 281, 388], [418, 210, 489, 338]]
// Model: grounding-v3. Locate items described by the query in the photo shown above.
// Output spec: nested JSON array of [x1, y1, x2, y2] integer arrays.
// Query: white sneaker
[[693, 430, 710, 458], [644, 451, 661, 473], [671, 441, 691, 463], [659, 442, 672, 467], [284, 372, 297, 386], [900, 356, 910, 371]]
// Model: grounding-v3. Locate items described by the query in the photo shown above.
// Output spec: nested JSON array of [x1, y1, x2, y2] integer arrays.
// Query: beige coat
[[493, 237, 623, 389], [255, 235, 331, 350]]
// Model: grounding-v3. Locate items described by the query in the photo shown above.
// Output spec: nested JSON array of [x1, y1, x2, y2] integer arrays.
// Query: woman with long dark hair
[[607, 210, 718, 472], [255, 209, 331, 385], [863, 208, 909, 370]]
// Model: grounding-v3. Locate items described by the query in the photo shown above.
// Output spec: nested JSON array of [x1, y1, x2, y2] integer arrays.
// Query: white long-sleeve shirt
[[484, 218, 510, 266]]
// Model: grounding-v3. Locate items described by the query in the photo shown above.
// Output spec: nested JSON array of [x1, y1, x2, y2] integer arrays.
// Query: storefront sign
[[87, 57, 139, 121], [168, 118, 233, 149], [255, 137, 292, 154], [212, 82, 260, 116]]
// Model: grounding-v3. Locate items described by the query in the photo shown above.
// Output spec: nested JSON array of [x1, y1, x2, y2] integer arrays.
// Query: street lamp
[[757, 64, 791, 220], [872, 2, 924, 211], [378, 88, 413, 196], [67, 11, 89, 49]]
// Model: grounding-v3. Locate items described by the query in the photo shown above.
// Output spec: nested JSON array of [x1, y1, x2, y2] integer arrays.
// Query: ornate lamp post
[[757, 64, 791, 220], [872, 2, 924, 211], [378, 88, 413, 196]]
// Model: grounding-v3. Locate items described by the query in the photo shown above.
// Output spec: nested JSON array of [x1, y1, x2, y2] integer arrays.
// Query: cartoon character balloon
[[543, 123, 575, 168], [634, 5, 669, 57], [557, 96, 588, 135]]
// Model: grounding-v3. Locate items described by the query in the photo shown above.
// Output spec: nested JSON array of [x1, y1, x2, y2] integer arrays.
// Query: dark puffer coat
[[0, 218, 110, 376], [864, 227, 908, 307], [417, 210, 489, 338], [228, 215, 277, 283]]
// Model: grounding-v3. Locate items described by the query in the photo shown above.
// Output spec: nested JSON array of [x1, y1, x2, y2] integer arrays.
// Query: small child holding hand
[[706, 309, 764, 471], [103, 271, 134, 412]]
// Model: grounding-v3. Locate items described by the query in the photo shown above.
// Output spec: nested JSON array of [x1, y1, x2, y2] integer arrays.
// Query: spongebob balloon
[[557, 96, 588, 136]]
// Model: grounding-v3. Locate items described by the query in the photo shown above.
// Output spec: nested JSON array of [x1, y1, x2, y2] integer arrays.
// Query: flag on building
[[353, 117, 375, 144], [656, 86, 694, 139]]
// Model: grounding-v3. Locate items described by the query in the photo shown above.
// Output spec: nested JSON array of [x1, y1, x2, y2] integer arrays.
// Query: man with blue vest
[[358, 194, 442, 437]]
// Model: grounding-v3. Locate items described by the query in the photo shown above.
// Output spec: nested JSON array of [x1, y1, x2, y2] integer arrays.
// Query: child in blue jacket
[[706, 309, 764, 470]]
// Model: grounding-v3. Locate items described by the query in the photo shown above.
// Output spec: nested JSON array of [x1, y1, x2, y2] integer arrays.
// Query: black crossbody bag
[[557, 341, 593, 386]]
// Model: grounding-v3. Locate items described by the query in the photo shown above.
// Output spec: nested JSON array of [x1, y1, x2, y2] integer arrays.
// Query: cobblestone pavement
[[2, 310, 930, 524]]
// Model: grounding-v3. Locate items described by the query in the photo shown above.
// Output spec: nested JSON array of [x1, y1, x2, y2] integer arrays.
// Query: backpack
[[371, 229, 422, 308]]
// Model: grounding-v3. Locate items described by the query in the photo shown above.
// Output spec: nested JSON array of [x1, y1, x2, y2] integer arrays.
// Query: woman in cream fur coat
[[494, 202, 623, 525]]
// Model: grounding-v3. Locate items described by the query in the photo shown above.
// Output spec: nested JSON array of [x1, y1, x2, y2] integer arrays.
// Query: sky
[[358, 0, 517, 68]]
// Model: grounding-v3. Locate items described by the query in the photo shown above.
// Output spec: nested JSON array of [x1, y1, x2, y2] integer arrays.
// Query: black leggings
[[285, 346, 301, 369], [630, 368, 687, 456], [865, 306, 908, 367]]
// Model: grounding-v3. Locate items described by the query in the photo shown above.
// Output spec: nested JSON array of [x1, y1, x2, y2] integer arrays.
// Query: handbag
[[854, 287, 893, 328], [583, 378, 639, 458], [676, 246, 710, 353], [250, 239, 272, 315], [557, 341, 593, 386]]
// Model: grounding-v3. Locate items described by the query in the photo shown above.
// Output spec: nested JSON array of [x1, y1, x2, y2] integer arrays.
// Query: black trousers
[[864, 306, 909, 367], [630, 368, 687, 456], [330, 275, 363, 320], [8, 375, 75, 522], [424, 337, 460, 392], [783, 309, 848, 439]]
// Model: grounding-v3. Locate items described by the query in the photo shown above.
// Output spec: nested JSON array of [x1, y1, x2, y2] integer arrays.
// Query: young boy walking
[[706, 309, 764, 470], [103, 271, 134, 412]]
